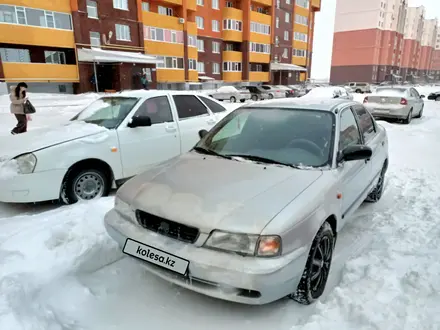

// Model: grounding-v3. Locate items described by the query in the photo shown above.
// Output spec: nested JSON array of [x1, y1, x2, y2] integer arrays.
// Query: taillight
[[363, 96, 368, 103], [400, 98, 408, 105]]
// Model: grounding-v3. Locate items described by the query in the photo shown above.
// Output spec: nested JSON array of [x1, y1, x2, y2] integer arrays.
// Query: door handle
[[165, 125, 176, 133], [381, 141, 384, 146]]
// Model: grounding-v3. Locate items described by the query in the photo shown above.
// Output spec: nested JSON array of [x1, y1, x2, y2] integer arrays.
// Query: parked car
[[427, 91, 440, 101], [287, 85, 307, 97], [104, 98, 389, 305], [261, 85, 286, 99], [0, 91, 232, 204], [208, 86, 251, 103], [274, 85, 296, 97], [348, 82, 372, 93], [301, 86, 353, 100], [363, 86, 425, 124], [244, 86, 270, 101]]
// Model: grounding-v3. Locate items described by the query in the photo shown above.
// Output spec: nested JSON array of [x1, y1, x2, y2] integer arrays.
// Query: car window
[[352, 105, 376, 142], [411, 88, 420, 98], [212, 111, 251, 142], [172, 95, 210, 119], [133, 96, 174, 124], [198, 96, 227, 113], [339, 108, 361, 150]]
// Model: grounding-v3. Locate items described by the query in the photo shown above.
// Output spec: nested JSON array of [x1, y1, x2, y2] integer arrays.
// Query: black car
[[244, 86, 270, 101], [427, 91, 440, 101]]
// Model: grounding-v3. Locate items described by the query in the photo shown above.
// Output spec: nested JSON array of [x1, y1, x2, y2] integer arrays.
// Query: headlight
[[13, 153, 37, 174], [204, 230, 282, 257], [114, 196, 133, 219]]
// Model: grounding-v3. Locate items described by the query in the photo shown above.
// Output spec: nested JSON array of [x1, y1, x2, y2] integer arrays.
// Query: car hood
[[0, 121, 107, 159], [119, 152, 323, 234]]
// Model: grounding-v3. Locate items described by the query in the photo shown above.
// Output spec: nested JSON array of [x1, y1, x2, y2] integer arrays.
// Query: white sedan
[[0, 91, 231, 204]]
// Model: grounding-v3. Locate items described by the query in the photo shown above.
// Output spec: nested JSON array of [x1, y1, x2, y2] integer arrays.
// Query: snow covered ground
[[1, 88, 440, 330]]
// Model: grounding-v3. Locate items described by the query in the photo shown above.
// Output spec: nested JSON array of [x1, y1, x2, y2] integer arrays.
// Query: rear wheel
[[403, 108, 413, 124], [251, 95, 258, 101], [268, 94, 274, 99], [414, 104, 424, 118], [355, 89, 362, 93], [290, 221, 335, 305]]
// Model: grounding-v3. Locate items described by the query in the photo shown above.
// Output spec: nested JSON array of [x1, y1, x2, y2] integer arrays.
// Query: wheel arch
[[324, 214, 338, 243]]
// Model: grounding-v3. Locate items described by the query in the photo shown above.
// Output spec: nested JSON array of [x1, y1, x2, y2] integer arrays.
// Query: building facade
[[0, 0, 320, 93], [330, 0, 408, 84], [430, 30, 440, 81], [418, 18, 437, 80]]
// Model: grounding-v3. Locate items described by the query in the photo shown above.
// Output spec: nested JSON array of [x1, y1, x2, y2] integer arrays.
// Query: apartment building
[[0, 0, 320, 93], [430, 29, 440, 81], [418, 18, 437, 79], [330, 0, 408, 84]]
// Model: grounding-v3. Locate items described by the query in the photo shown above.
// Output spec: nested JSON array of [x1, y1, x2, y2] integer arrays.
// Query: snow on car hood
[[0, 121, 107, 159], [118, 152, 323, 234]]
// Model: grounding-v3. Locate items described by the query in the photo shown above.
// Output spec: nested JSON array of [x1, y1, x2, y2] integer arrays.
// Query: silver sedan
[[363, 86, 425, 124], [104, 98, 389, 305]]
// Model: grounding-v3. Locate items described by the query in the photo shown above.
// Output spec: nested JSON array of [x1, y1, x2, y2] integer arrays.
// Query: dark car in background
[[427, 91, 440, 101], [244, 86, 270, 101]]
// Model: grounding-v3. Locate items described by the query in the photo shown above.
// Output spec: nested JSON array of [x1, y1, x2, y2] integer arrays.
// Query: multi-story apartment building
[[400, 6, 424, 82], [330, 0, 408, 84], [0, 0, 320, 93], [418, 18, 437, 80], [430, 29, 440, 81]]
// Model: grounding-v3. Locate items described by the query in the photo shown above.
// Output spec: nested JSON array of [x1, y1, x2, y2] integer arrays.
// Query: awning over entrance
[[270, 62, 307, 72], [77, 47, 163, 64]]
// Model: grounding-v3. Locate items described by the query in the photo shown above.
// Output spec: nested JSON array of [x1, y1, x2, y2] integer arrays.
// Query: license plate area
[[123, 238, 189, 275]]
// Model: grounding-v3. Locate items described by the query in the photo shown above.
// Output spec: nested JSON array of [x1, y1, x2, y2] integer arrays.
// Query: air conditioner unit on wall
[[178, 18, 185, 24]]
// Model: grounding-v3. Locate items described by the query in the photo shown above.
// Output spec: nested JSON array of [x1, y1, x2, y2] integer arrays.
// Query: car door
[[197, 95, 229, 120], [171, 94, 217, 152], [410, 88, 423, 115], [337, 106, 371, 223], [116, 95, 181, 178]]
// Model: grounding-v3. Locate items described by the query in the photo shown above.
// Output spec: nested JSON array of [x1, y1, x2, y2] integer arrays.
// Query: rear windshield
[[375, 88, 406, 96]]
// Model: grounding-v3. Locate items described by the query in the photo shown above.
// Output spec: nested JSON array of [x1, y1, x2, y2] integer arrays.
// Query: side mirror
[[420, 95, 425, 98], [198, 129, 209, 139], [128, 116, 152, 128], [337, 145, 372, 163]]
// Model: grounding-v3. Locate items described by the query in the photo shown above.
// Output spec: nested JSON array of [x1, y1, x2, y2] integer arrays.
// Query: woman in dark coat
[[9, 82, 28, 135]]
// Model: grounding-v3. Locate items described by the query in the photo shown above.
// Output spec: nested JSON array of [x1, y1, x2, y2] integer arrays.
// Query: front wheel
[[414, 104, 424, 118], [290, 221, 335, 305], [251, 95, 258, 101]]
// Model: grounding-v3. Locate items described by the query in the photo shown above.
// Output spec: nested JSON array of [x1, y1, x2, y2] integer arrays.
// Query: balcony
[[161, 0, 183, 5], [222, 71, 242, 82], [222, 51, 242, 62], [250, 11, 271, 25], [0, 24, 74, 48], [187, 47, 198, 59], [252, 0, 272, 6], [188, 70, 199, 81], [187, 22, 198, 35], [156, 69, 185, 82], [4, 0, 72, 12], [223, 7, 243, 20], [187, 0, 197, 11], [145, 41, 184, 57], [2, 63, 79, 82], [249, 71, 270, 82], [311, 0, 321, 11], [249, 52, 270, 63], [292, 56, 307, 66], [142, 12, 184, 30]]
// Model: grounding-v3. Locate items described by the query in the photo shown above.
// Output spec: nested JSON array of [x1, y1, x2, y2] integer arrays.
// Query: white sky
[[310, 0, 440, 80]]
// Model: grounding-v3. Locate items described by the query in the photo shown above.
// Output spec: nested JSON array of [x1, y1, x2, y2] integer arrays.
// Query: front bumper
[[0, 169, 66, 203], [104, 208, 309, 305]]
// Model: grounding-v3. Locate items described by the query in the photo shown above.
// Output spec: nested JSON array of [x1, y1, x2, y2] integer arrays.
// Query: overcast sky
[[310, 0, 440, 80]]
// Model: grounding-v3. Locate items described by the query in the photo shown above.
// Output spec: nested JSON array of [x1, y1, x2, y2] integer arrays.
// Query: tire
[[230, 96, 236, 103], [414, 104, 424, 118], [61, 168, 110, 205], [268, 94, 274, 99], [240, 99, 245, 103], [355, 89, 362, 93], [403, 108, 413, 124], [365, 162, 387, 203], [291, 221, 335, 305], [251, 95, 258, 101], [436, 96, 440, 101]]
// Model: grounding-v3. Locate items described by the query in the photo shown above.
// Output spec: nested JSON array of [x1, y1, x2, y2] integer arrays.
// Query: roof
[[240, 97, 355, 112], [107, 90, 211, 98], [375, 85, 410, 90]]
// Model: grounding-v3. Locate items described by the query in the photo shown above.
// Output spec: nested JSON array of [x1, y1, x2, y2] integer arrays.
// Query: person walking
[[10, 82, 28, 135], [140, 73, 149, 90]]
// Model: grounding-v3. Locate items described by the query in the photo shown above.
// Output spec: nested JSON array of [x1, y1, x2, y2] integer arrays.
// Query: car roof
[[112, 90, 210, 98], [240, 97, 356, 112], [375, 85, 409, 90]]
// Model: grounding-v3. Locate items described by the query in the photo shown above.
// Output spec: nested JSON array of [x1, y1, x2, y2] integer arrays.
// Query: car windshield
[[72, 97, 140, 129], [194, 108, 335, 168]]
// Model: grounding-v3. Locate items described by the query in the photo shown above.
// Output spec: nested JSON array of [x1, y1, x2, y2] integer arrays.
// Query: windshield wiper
[[225, 154, 301, 168], [193, 147, 231, 159]]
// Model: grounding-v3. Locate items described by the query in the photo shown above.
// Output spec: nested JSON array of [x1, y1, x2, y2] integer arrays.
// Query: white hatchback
[[0, 91, 232, 204]]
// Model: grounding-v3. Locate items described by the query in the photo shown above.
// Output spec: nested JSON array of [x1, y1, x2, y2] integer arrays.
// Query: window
[[286, 0, 291, 4], [226, 2, 233, 7], [90, 31, 101, 47], [293, 49, 307, 57], [2, 6, 73, 30], [294, 32, 308, 42], [44, 51, 66, 64], [251, 64, 263, 72], [113, 0, 128, 10], [212, 62, 220, 74], [133, 96, 174, 124], [145, 26, 184, 43], [284, 31, 289, 40], [87, 0, 98, 18], [223, 19, 242, 31], [199, 96, 226, 113], [285, 12, 290, 23], [276, 0, 280, 8], [197, 0, 204, 5], [212, 41, 220, 53], [249, 42, 270, 53], [197, 61, 205, 73], [16, 7, 26, 24], [156, 56, 184, 69], [250, 22, 270, 34], [196, 16, 204, 29], [296, 0, 309, 9], [115, 24, 131, 41], [188, 59, 197, 70], [212, 20, 219, 32], [0, 5, 16, 23], [353, 105, 376, 142], [225, 43, 234, 51], [197, 39, 204, 51], [212, 0, 219, 9], [0, 48, 31, 63], [339, 108, 361, 150], [223, 61, 242, 72], [188, 35, 197, 47], [142, 2, 149, 11], [158, 6, 173, 16], [295, 14, 308, 25], [276, 17, 279, 28], [172, 95, 209, 119]]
